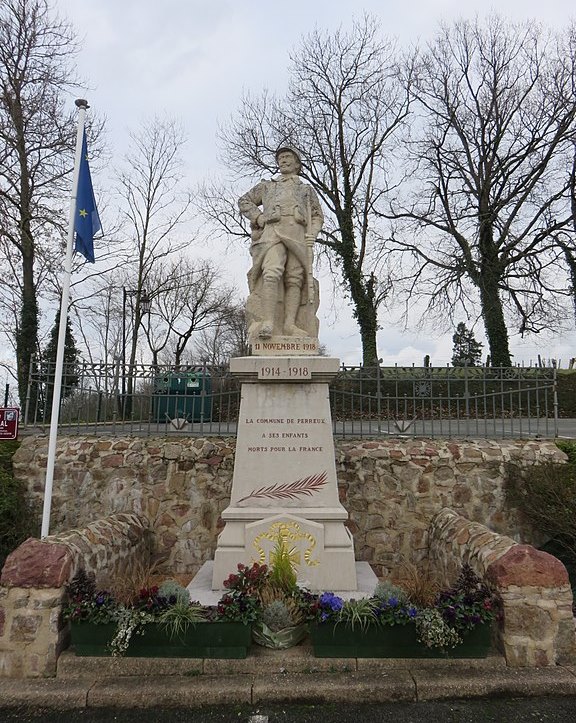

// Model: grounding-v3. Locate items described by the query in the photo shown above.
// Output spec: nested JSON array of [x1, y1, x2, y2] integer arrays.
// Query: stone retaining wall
[[0, 514, 149, 677], [1, 434, 575, 675], [14, 436, 565, 578], [429, 508, 576, 666]]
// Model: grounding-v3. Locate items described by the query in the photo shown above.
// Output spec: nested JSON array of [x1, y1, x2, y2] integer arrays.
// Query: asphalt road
[[3, 698, 576, 722], [20, 418, 576, 439]]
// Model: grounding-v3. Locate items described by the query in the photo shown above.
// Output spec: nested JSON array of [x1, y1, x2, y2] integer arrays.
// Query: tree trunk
[[475, 211, 512, 367], [478, 275, 511, 367], [16, 227, 38, 408], [354, 288, 379, 368], [337, 219, 380, 367]]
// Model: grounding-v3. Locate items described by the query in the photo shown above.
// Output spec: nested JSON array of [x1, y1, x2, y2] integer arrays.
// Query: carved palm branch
[[237, 471, 328, 504]]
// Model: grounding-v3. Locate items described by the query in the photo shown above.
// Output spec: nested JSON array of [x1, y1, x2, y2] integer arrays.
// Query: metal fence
[[24, 359, 558, 439], [330, 364, 558, 439]]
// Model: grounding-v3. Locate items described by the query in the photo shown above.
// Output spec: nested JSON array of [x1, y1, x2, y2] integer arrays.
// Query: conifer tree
[[41, 310, 79, 418], [451, 323, 483, 367]]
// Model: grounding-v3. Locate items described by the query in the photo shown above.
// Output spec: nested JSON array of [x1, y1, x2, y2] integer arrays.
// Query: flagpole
[[41, 99, 89, 538]]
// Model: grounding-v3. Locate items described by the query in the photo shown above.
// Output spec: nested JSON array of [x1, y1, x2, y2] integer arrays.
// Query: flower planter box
[[309, 622, 492, 658], [70, 621, 252, 659], [70, 622, 117, 657]]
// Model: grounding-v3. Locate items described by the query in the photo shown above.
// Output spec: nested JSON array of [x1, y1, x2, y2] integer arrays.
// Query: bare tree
[[71, 274, 122, 366], [192, 305, 249, 365], [387, 16, 576, 366], [555, 143, 576, 326], [116, 117, 193, 412], [142, 257, 235, 366], [218, 15, 410, 366], [0, 0, 83, 402]]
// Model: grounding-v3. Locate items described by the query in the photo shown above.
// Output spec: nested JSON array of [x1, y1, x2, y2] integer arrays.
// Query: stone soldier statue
[[238, 146, 324, 342]]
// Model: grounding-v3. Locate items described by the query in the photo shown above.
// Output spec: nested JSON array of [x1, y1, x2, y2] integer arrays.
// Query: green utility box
[[152, 371, 212, 423]]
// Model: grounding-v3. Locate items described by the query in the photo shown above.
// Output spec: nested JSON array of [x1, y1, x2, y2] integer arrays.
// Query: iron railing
[[24, 359, 558, 439], [329, 364, 558, 439]]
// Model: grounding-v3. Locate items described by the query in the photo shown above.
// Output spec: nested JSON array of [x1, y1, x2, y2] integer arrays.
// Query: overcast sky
[[52, 0, 576, 367]]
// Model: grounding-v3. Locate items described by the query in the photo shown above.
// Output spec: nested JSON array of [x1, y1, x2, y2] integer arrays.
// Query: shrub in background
[[506, 447, 576, 611], [505, 458, 576, 561], [0, 440, 36, 569], [556, 439, 576, 468]]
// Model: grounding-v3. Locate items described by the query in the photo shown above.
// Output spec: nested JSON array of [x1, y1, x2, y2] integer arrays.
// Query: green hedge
[[0, 440, 36, 569], [557, 372, 576, 417]]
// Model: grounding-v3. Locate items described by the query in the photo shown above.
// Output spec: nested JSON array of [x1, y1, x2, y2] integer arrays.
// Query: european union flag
[[74, 130, 101, 263]]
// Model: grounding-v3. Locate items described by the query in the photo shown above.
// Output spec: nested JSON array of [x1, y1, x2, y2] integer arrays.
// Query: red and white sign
[[0, 408, 19, 440]]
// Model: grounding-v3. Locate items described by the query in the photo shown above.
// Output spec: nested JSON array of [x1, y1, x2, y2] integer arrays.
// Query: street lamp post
[[121, 287, 151, 419]]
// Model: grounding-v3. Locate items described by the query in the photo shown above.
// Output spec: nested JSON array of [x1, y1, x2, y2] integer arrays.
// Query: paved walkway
[[1, 647, 576, 710]]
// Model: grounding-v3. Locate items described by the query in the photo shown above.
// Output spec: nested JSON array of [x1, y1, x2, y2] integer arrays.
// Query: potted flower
[[309, 586, 421, 657], [218, 551, 313, 650], [63, 569, 119, 656], [63, 570, 252, 659], [431, 563, 497, 657], [309, 565, 496, 658]]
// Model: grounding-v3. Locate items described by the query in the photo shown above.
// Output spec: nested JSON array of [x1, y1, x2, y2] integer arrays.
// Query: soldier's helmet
[[275, 145, 302, 173]]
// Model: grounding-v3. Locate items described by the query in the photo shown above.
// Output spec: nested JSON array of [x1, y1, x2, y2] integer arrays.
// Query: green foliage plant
[[556, 440, 576, 468], [159, 600, 204, 640], [261, 600, 294, 632], [158, 579, 191, 605], [336, 597, 379, 632], [269, 532, 298, 592], [373, 580, 408, 605], [41, 310, 79, 419]]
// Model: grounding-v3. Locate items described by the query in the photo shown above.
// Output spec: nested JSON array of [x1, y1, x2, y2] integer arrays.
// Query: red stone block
[[101, 454, 124, 467], [487, 544, 569, 588], [0, 538, 73, 588]]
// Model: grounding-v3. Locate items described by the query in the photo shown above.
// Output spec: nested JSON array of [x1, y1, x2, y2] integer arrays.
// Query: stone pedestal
[[211, 356, 357, 591]]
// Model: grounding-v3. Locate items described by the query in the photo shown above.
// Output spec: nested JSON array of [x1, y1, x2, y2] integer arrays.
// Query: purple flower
[[319, 592, 344, 611]]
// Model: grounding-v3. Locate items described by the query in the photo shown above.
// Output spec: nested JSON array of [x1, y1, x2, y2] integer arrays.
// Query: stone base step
[[56, 644, 506, 680], [188, 560, 379, 606]]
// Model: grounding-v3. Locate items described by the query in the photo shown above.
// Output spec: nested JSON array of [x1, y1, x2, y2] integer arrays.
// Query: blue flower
[[319, 592, 344, 611]]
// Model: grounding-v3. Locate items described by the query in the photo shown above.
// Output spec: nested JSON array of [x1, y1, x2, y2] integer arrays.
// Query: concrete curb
[[1, 666, 576, 709]]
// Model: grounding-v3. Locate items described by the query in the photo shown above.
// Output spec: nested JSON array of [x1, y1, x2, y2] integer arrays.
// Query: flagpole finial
[[75, 98, 89, 109]]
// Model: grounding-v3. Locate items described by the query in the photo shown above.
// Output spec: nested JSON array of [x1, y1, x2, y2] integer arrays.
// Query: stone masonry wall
[[14, 436, 565, 578], [429, 508, 576, 667], [0, 513, 149, 677], [1, 437, 574, 675]]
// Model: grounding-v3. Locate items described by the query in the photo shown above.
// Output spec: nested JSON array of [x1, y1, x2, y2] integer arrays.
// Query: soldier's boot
[[259, 278, 277, 339], [283, 283, 308, 337]]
